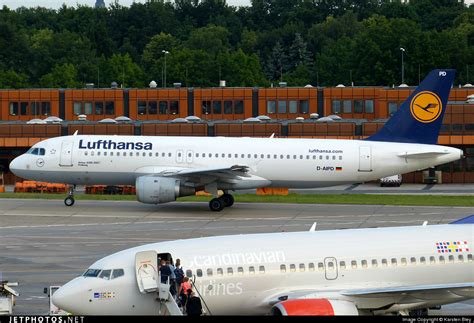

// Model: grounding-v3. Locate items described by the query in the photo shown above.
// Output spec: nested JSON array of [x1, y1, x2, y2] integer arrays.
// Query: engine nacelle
[[271, 299, 358, 316], [135, 176, 195, 204]]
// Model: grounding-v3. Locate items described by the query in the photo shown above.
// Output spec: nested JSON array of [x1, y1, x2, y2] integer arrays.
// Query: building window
[[95, 102, 104, 115], [343, 100, 352, 113], [159, 101, 168, 114], [365, 100, 374, 113], [234, 100, 244, 114], [73, 102, 82, 115], [354, 100, 363, 113], [332, 100, 341, 114], [289, 100, 297, 113], [202, 101, 211, 114], [9, 102, 18, 115], [223, 100, 233, 114], [300, 100, 309, 114], [170, 101, 179, 114], [20, 102, 28, 115], [104, 101, 114, 115], [388, 102, 398, 116], [267, 100, 276, 114], [148, 101, 157, 115], [278, 100, 287, 113], [138, 101, 147, 115], [213, 101, 222, 114]]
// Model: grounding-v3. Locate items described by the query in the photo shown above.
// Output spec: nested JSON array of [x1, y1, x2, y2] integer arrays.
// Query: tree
[[288, 33, 312, 69], [265, 41, 289, 81], [40, 63, 80, 88]]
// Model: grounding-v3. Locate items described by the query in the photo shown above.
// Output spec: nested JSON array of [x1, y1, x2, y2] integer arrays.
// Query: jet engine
[[135, 176, 195, 204], [271, 299, 358, 316]]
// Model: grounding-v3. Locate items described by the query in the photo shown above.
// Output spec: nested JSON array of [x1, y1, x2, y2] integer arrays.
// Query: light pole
[[400, 47, 405, 84], [162, 50, 169, 88]]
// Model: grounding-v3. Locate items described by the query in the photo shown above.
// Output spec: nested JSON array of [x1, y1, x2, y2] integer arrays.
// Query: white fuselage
[[53, 224, 474, 315], [10, 135, 462, 190]]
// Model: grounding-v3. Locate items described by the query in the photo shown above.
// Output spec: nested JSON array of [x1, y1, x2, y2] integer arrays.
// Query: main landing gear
[[209, 193, 234, 212], [64, 185, 76, 207]]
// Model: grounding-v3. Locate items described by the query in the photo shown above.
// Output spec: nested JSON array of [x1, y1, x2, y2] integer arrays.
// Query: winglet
[[270, 133, 275, 138], [309, 222, 317, 232], [450, 215, 474, 224], [73, 130, 79, 136]]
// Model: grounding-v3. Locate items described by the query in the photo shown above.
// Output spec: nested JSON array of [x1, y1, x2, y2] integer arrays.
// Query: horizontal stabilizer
[[450, 215, 474, 224]]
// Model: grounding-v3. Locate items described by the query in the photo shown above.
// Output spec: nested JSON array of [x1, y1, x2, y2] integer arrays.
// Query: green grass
[[0, 192, 473, 206]]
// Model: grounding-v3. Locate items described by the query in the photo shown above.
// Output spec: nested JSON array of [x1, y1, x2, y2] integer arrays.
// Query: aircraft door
[[135, 250, 159, 294], [186, 150, 193, 164], [358, 146, 372, 172], [176, 150, 184, 163], [59, 141, 73, 167], [324, 257, 338, 280]]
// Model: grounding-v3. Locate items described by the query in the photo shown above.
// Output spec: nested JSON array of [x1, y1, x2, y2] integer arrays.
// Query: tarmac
[[0, 192, 473, 315]]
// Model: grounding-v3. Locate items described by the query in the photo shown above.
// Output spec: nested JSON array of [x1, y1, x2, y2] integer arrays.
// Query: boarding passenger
[[159, 259, 171, 284], [178, 277, 192, 308], [167, 260, 177, 296], [186, 291, 203, 316], [174, 259, 184, 285]]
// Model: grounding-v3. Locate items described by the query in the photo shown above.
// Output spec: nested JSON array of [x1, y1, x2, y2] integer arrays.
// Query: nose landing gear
[[64, 185, 76, 207]]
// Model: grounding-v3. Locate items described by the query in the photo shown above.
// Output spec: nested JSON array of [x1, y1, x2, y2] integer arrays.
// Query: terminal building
[[0, 83, 473, 185]]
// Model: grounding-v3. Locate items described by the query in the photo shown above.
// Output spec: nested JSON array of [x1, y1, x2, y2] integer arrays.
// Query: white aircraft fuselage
[[52, 223, 474, 315], [10, 135, 462, 188]]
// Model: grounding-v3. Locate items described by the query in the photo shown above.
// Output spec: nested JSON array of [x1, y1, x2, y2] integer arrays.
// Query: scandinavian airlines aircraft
[[9, 69, 463, 211], [52, 215, 474, 315]]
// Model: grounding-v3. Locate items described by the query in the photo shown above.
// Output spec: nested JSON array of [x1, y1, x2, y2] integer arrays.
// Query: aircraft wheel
[[221, 193, 234, 207], [64, 196, 75, 207], [209, 198, 224, 212]]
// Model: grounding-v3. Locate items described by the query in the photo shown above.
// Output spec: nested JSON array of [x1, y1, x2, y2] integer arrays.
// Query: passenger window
[[319, 155, 323, 160], [234, 154, 238, 158], [228, 154, 232, 158], [299, 263, 305, 272], [197, 269, 203, 277], [217, 268, 223, 276], [391, 258, 397, 266], [313, 155, 316, 160], [339, 156, 342, 160], [371, 259, 378, 268], [439, 256, 445, 264], [261, 154, 264, 159], [259, 266, 265, 274], [149, 152, 152, 157], [221, 153, 225, 158], [351, 261, 357, 269], [326, 155, 329, 160], [339, 261, 346, 270], [116, 152, 119, 156], [104, 152, 108, 156], [293, 155, 296, 159], [361, 260, 367, 268], [91, 151, 95, 156], [99, 270, 111, 280], [241, 154, 245, 158], [299, 155, 303, 159], [430, 256, 436, 264], [308, 263, 315, 271], [110, 152, 113, 156], [249, 266, 255, 274], [207, 269, 213, 276], [420, 257, 426, 265], [267, 154, 270, 159], [280, 265, 286, 273], [381, 259, 388, 267], [142, 152, 146, 157], [156, 152, 159, 157], [227, 268, 233, 275], [215, 153, 218, 158], [112, 269, 124, 279], [318, 263, 324, 271], [448, 255, 454, 263], [85, 151, 88, 156], [410, 257, 416, 265], [162, 152, 165, 157], [168, 153, 172, 157], [97, 151, 101, 156], [290, 264, 296, 272], [458, 255, 464, 262], [327, 262, 334, 270], [401, 258, 407, 266], [247, 154, 251, 158], [254, 154, 257, 158], [186, 269, 193, 277], [468, 254, 473, 262], [237, 267, 244, 275], [332, 156, 336, 160]]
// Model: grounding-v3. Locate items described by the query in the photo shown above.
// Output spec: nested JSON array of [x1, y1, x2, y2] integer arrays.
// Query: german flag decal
[[336, 167, 342, 171]]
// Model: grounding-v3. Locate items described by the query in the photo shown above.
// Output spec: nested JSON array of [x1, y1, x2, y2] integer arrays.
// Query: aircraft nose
[[52, 278, 84, 313], [9, 156, 21, 174]]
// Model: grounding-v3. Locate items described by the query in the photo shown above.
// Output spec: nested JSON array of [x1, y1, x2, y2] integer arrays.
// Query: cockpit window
[[99, 270, 112, 280], [27, 148, 45, 155], [83, 269, 101, 277], [112, 269, 124, 279]]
